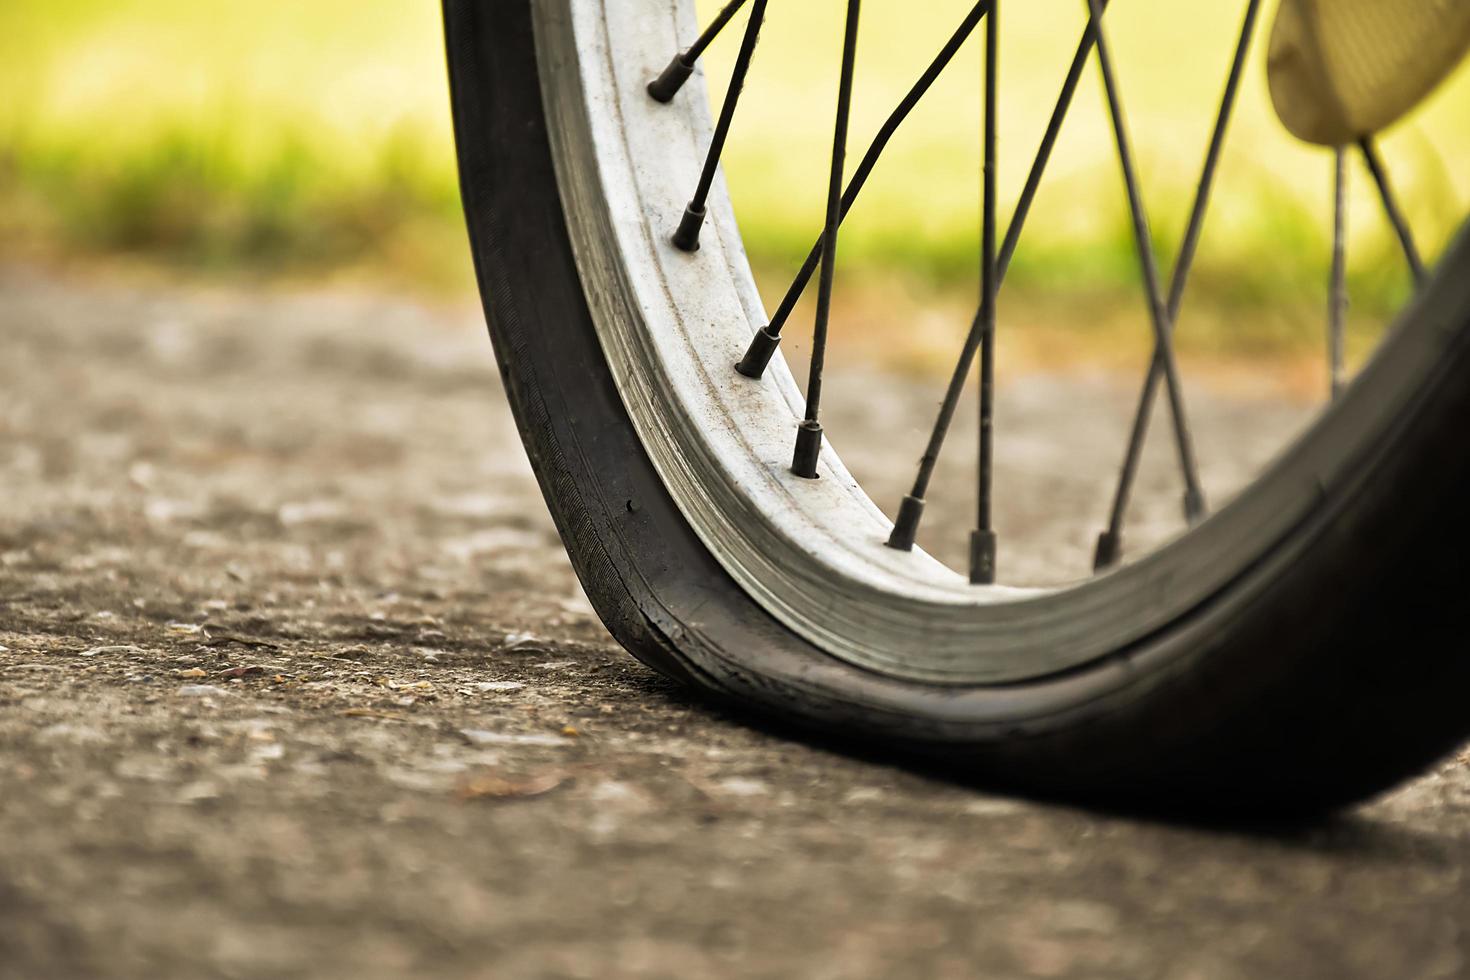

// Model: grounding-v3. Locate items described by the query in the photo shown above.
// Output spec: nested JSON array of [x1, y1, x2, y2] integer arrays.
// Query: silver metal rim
[[531, 0, 1457, 684]]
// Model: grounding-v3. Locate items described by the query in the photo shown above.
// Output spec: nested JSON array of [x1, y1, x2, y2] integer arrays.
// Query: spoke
[[1359, 137, 1428, 288], [1330, 146, 1349, 399], [1093, 0, 1261, 570], [887, 2, 1109, 552], [970, 0, 1000, 585], [1085, 0, 1206, 566], [671, 0, 769, 253], [999, 0, 1112, 280], [739, 0, 991, 379], [792, 0, 862, 479], [648, 0, 752, 103]]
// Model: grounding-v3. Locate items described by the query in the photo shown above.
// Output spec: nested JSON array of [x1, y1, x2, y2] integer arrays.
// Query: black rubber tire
[[442, 0, 1470, 816]]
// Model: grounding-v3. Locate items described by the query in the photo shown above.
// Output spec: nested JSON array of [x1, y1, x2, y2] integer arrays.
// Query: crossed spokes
[[649, 0, 1438, 581]]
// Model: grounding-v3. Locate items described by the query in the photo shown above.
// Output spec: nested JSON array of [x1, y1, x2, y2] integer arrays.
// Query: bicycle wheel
[[442, 0, 1470, 814]]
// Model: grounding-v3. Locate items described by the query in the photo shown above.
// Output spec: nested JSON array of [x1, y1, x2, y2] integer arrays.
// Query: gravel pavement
[[1, 265, 1467, 979]]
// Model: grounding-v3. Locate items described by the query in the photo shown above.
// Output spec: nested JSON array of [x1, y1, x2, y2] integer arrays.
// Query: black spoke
[[887, 2, 1109, 553], [1330, 146, 1349, 399], [671, 0, 769, 253], [1093, 0, 1261, 570], [792, 0, 862, 479], [1086, 0, 1206, 568], [739, 0, 991, 379], [1359, 137, 1428, 288], [999, 0, 1112, 281], [970, 0, 1001, 586], [648, 0, 752, 103]]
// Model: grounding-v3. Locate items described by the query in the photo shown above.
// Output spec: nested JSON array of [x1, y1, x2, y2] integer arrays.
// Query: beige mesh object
[[1268, 0, 1470, 146]]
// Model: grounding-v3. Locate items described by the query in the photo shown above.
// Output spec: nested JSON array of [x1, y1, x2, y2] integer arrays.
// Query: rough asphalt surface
[[2, 265, 1467, 979]]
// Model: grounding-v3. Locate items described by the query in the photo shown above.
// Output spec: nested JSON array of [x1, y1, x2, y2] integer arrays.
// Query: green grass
[[2, 0, 1468, 322], [0, 0, 466, 287]]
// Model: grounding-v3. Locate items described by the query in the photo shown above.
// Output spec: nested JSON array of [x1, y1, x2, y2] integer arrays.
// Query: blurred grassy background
[[2, 0, 1467, 359], [0, 0, 464, 288]]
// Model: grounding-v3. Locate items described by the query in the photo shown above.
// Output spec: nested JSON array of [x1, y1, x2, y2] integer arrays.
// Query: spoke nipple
[[735, 326, 782, 378], [1093, 530, 1121, 572], [1183, 488, 1207, 525], [970, 529, 998, 586], [791, 420, 823, 480], [672, 203, 707, 253], [885, 495, 926, 552], [647, 54, 696, 104]]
